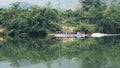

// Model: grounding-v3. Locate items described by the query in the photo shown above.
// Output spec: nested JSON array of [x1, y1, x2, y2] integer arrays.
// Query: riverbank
[[0, 28, 4, 33]]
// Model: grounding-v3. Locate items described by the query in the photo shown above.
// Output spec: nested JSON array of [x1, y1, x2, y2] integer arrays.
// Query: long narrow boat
[[48, 32, 89, 39]]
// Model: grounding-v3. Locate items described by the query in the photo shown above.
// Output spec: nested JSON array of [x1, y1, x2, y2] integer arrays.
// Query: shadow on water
[[0, 34, 120, 68]]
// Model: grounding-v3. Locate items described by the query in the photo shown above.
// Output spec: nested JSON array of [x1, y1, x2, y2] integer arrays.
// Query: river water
[[0, 36, 120, 68]]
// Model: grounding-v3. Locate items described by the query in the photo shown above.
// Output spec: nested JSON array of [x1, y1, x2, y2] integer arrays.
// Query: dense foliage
[[0, 0, 120, 37], [0, 2, 61, 37]]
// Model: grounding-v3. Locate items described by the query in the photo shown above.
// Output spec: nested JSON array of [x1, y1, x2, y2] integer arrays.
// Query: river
[[0, 36, 120, 68]]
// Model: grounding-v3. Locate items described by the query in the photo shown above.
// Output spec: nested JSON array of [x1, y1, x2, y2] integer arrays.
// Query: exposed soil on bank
[[0, 28, 4, 33]]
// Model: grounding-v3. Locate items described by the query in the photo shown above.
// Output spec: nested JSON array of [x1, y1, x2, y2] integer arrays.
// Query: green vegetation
[[0, 0, 120, 36], [0, 0, 120, 68]]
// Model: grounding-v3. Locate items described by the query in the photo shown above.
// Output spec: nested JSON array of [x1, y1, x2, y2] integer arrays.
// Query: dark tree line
[[0, 0, 120, 37]]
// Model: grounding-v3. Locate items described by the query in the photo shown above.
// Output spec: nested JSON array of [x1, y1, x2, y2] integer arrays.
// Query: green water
[[0, 36, 120, 68]]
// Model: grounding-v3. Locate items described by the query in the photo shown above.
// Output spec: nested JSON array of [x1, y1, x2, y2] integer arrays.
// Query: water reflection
[[0, 36, 120, 68], [0, 58, 78, 68]]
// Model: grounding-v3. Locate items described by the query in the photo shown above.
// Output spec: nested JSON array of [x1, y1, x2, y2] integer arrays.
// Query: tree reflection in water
[[0, 36, 120, 68]]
